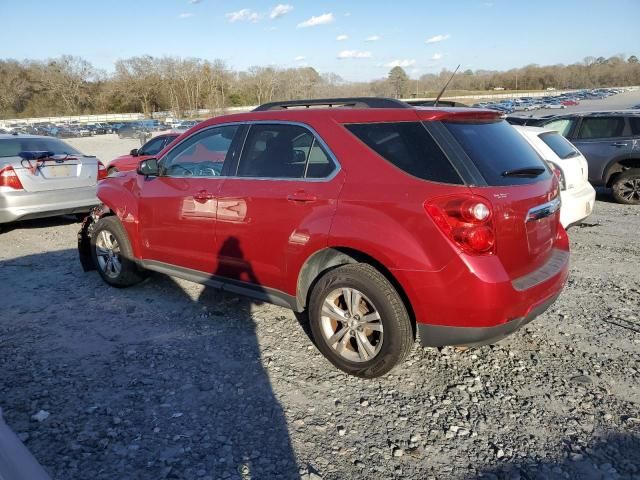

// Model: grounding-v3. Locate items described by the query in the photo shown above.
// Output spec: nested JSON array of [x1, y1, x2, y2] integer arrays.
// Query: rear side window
[[629, 117, 640, 135], [237, 124, 335, 179], [444, 120, 550, 186], [0, 138, 80, 157], [345, 122, 462, 184], [577, 117, 625, 139], [538, 132, 579, 159]]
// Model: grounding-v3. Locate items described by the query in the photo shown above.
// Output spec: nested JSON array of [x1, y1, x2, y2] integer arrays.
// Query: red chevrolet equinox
[[79, 98, 569, 378]]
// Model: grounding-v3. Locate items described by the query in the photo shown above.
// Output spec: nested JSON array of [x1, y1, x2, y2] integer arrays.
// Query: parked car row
[[507, 110, 640, 204], [473, 87, 626, 114]]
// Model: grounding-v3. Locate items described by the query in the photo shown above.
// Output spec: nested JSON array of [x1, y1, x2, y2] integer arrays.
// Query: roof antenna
[[434, 64, 460, 107]]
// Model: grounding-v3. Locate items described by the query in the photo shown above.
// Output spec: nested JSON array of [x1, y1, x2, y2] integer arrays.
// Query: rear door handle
[[287, 191, 317, 203], [611, 142, 628, 147], [194, 190, 214, 202]]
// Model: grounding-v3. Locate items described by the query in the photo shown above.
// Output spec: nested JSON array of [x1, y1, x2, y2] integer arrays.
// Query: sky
[[1, 0, 638, 82]]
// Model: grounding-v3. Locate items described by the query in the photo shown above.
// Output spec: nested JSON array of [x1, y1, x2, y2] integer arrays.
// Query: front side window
[[236, 124, 335, 179], [577, 117, 625, 139], [139, 136, 166, 156], [541, 118, 576, 137], [160, 125, 238, 177]]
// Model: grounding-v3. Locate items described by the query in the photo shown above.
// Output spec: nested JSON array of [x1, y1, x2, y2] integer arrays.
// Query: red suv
[[79, 98, 569, 378]]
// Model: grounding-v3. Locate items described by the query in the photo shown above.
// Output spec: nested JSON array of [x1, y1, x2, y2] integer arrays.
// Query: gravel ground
[[1, 190, 639, 480]]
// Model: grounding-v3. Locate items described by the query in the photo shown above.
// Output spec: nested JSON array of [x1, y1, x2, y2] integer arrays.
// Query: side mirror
[[137, 158, 159, 176], [130, 148, 139, 156]]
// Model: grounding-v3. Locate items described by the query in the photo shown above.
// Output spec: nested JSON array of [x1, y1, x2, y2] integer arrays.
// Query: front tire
[[308, 264, 413, 378], [611, 169, 640, 205], [90, 216, 145, 287]]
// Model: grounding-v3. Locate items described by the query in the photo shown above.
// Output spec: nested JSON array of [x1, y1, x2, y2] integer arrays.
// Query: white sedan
[[514, 126, 596, 228]]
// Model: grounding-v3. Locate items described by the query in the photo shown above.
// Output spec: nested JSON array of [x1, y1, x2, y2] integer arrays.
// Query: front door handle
[[611, 142, 628, 147], [287, 191, 317, 203], [194, 190, 214, 202]]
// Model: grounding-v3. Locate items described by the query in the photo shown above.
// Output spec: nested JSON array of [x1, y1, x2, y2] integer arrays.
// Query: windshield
[[538, 132, 579, 159], [0, 137, 81, 158]]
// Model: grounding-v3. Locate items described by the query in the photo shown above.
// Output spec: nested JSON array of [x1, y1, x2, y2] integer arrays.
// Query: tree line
[[1, 54, 638, 119]]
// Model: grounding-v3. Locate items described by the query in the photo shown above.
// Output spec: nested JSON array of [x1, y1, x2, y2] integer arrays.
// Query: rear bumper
[[417, 293, 558, 347], [560, 183, 596, 228], [393, 229, 570, 347], [0, 186, 98, 224]]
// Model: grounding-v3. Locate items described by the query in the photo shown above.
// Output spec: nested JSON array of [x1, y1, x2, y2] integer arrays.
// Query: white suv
[[514, 125, 596, 228]]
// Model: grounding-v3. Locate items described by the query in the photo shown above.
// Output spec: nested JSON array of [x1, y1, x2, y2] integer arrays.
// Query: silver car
[[0, 134, 101, 225]]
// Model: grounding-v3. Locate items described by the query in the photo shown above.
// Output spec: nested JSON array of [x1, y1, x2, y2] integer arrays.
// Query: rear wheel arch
[[296, 247, 416, 338], [605, 156, 640, 186]]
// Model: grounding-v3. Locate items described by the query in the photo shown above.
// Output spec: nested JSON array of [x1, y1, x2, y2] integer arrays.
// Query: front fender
[[77, 204, 111, 271]]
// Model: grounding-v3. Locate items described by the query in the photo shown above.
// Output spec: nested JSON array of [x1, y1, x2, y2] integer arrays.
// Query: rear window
[[345, 122, 462, 184], [538, 132, 579, 159], [443, 120, 550, 186], [0, 138, 81, 158]]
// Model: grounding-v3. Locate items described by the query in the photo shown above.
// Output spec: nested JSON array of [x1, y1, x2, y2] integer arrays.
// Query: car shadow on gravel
[[471, 431, 640, 479], [0, 239, 300, 479], [0, 215, 81, 234]]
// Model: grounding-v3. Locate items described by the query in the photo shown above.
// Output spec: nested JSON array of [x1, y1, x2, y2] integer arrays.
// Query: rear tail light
[[97, 161, 108, 181], [548, 162, 566, 191], [425, 195, 496, 255], [0, 166, 24, 190]]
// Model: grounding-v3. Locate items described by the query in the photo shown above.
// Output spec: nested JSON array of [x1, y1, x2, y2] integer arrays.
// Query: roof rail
[[252, 97, 411, 111]]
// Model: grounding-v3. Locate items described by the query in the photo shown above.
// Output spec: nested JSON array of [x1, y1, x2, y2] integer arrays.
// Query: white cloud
[[270, 4, 293, 19], [178, 12, 194, 18], [366, 35, 381, 42], [188, 0, 201, 3], [425, 34, 450, 44], [337, 50, 372, 59], [344, 12, 351, 17], [431, 53, 443, 60], [336, 34, 349, 41], [226, 9, 260, 23], [295, 55, 306, 61], [384, 59, 416, 68], [297, 12, 334, 28]]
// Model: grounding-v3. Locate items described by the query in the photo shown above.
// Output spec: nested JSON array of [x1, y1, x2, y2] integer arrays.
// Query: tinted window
[[444, 120, 550, 186], [139, 136, 166, 156], [541, 118, 576, 137], [237, 124, 334, 179], [0, 137, 81, 157], [628, 117, 640, 136], [538, 132, 579, 159], [577, 117, 625, 139], [161, 125, 238, 177], [345, 122, 462, 184]]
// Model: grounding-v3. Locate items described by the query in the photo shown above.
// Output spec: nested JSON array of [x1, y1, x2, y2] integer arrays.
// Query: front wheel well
[[296, 247, 416, 339], [606, 158, 640, 187]]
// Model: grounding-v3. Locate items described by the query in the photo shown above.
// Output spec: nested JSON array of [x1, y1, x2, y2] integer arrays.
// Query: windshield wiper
[[502, 167, 545, 178], [562, 151, 579, 159]]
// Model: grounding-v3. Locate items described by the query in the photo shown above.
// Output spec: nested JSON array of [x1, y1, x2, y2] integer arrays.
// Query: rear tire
[[611, 169, 640, 205], [90, 216, 145, 287], [308, 263, 413, 378]]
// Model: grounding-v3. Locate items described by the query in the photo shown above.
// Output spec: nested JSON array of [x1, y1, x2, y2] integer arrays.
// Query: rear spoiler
[[0, 408, 52, 480]]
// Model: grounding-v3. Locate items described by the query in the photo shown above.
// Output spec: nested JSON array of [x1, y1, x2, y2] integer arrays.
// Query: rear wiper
[[502, 167, 545, 178], [562, 151, 579, 159]]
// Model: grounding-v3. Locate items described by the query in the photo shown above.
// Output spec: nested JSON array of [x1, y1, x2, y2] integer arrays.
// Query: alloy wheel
[[319, 288, 384, 362]]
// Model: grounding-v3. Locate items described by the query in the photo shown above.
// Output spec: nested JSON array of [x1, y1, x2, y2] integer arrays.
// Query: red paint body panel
[[95, 105, 569, 337]]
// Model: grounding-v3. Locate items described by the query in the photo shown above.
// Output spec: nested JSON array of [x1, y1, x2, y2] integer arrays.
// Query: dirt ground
[[1, 110, 640, 479]]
